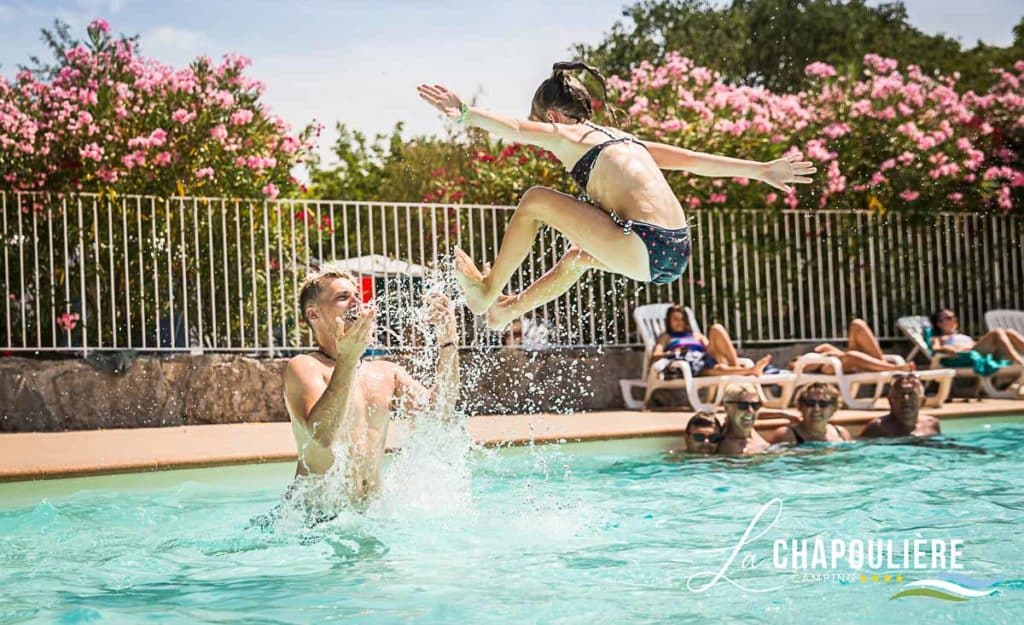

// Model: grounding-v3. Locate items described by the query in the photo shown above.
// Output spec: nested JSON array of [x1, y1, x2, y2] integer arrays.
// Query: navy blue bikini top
[[569, 122, 647, 192]]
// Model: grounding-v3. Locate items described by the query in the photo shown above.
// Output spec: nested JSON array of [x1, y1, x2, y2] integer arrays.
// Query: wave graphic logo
[[890, 575, 1002, 602]]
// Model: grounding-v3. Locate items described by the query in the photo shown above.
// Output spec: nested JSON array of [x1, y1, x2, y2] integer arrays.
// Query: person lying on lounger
[[930, 308, 1024, 375], [651, 305, 772, 378], [792, 319, 915, 374]]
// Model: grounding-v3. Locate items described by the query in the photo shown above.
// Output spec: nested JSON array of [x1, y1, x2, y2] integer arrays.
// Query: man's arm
[[283, 310, 375, 446], [394, 294, 461, 421], [394, 345, 460, 422], [284, 355, 360, 446], [858, 418, 883, 439]]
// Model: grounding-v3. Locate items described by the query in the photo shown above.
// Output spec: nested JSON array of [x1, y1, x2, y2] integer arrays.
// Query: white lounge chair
[[984, 309, 1024, 335], [618, 303, 796, 411], [790, 351, 954, 410], [896, 315, 1021, 399]]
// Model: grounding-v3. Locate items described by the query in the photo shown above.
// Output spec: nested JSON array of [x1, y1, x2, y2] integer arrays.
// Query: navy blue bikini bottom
[[608, 210, 692, 284]]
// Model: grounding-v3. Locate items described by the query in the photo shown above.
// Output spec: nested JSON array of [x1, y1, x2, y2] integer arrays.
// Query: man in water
[[682, 412, 723, 455], [716, 383, 771, 455], [283, 262, 460, 506], [859, 374, 941, 438]]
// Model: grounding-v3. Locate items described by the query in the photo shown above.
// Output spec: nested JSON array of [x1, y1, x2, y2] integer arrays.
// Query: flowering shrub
[[427, 52, 1023, 214], [424, 143, 572, 205], [606, 52, 1024, 213], [0, 19, 317, 198]]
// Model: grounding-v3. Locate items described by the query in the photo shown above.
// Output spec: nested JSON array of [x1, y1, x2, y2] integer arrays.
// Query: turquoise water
[[1, 416, 1023, 624]]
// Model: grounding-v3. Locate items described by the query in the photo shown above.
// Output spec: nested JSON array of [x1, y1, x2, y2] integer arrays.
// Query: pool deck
[[1, 399, 1020, 481]]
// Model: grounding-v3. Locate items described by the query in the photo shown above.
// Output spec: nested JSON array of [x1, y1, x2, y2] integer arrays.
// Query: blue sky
[[1, 0, 1021, 165]]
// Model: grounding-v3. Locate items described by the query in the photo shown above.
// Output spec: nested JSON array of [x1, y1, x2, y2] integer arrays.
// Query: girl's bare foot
[[486, 295, 518, 331], [453, 248, 491, 315], [751, 354, 773, 377]]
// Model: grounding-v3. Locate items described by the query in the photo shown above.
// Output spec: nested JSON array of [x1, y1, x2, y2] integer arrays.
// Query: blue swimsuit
[[570, 122, 692, 284]]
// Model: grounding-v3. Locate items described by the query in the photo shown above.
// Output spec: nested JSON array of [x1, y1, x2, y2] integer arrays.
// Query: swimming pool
[[1, 416, 1022, 624]]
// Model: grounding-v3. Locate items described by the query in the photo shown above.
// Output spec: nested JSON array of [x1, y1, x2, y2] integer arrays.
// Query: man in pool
[[859, 374, 941, 439], [717, 383, 771, 456], [682, 412, 724, 455], [283, 262, 460, 506]]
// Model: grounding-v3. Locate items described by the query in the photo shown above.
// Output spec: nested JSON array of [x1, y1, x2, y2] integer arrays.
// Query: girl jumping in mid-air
[[417, 62, 815, 330]]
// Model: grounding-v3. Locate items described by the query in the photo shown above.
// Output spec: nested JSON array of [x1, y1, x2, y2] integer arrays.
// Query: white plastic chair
[[790, 351, 953, 409], [618, 303, 796, 411], [984, 309, 1024, 335], [896, 315, 1020, 400]]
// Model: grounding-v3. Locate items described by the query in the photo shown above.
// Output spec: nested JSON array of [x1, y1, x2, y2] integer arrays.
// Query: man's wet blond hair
[[298, 261, 359, 327], [722, 382, 760, 403]]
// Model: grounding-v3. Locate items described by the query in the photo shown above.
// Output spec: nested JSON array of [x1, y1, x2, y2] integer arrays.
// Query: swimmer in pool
[[417, 62, 815, 330], [859, 374, 941, 439], [282, 262, 460, 507], [716, 383, 771, 456]]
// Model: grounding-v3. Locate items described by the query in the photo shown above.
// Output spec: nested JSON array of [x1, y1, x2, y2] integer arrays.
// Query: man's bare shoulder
[[917, 414, 941, 434], [284, 353, 327, 381]]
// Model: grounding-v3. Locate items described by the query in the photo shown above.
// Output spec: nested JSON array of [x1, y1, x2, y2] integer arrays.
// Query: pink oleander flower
[[79, 142, 103, 162], [997, 186, 1013, 210], [149, 128, 167, 146], [88, 19, 110, 34], [230, 109, 254, 126], [171, 108, 196, 124], [805, 62, 837, 78], [57, 312, 80, 332], [209, 125, 228, 140], [262, 182, 279, 199], [195, 167, 214, 179], [900, 190, 920, 201]]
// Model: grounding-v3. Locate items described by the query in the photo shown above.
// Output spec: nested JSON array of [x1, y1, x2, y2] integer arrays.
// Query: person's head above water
[[887, 373, 924, 425], [530, 61, 611, 124], [298, 262, 364, 343], [684, 412, 723, 454], [722, 383, 762, 436]]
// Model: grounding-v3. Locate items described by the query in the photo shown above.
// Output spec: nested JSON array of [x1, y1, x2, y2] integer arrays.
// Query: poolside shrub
[[0, 19, 317, 199], [426, 53, 1024, 214]]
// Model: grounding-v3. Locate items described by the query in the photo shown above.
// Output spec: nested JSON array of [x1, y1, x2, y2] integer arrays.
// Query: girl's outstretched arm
[[417, 84, 567, 153], [641, 141, 816, 193]]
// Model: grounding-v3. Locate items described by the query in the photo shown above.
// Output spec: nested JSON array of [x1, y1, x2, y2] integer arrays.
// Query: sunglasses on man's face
[[725, 400, 762, 411], [800, 398, 836, 408], [690, 433, 723, 443]]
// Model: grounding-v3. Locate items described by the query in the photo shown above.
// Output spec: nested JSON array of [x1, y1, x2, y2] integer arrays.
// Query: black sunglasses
[[691, 433, 723, 443], [800, 398, 836, 408], [725, 400, 762, 411]]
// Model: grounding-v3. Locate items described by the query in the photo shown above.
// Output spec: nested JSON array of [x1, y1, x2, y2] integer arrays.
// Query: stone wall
[[0, 348, 644, 432]]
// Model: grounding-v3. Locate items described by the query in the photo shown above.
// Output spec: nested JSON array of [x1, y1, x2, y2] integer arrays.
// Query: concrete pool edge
[[1, 399, 1021, 482]]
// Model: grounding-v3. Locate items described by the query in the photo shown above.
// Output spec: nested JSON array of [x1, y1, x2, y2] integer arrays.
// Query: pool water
[[1, 416, 1022, 624]]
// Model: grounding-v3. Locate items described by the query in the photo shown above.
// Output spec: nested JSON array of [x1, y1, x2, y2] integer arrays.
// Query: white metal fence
[[2, 190, 1022, 354]]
